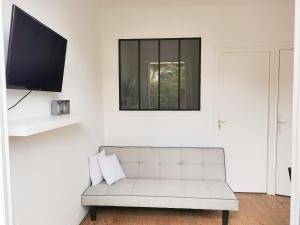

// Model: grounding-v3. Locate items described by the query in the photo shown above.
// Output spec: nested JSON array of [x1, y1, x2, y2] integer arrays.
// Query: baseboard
[[67, 206, 89, 225]]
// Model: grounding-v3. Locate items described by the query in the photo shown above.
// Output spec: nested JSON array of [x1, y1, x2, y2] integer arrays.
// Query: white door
[[276, 49, 294, 196], [215, 51, 270, 192]]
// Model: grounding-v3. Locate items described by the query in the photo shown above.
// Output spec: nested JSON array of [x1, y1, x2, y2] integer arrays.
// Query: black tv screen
[[6, 5, 67, 92]]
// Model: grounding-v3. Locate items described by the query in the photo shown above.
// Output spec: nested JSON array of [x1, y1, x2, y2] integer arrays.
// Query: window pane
[[140, 40, 159, 110], [119, 38, 201, 111], [160, 40, 179, 110], [120, 41, 139, 109], [180, 39, 200, 110]]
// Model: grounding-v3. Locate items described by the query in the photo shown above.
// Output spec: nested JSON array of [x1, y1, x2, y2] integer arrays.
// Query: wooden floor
[[80, 193, 290, 225]]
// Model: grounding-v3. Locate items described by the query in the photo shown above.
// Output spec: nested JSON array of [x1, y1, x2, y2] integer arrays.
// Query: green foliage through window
[[149, 62, 186, 109]]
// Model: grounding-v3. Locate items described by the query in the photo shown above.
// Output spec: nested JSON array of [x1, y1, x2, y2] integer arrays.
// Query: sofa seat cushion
[[82, 179, 238, 211]]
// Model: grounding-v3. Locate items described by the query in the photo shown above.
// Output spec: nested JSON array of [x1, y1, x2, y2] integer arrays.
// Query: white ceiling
[[96, 0, 293, 8]]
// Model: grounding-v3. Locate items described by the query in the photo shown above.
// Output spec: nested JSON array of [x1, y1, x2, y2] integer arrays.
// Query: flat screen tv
[[6, 5, 67, 92]]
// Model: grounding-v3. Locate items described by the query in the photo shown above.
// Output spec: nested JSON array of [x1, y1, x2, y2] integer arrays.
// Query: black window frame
[[118, 37, 201, 111]]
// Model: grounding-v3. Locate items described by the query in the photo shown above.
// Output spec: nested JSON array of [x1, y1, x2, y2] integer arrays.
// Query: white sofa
[[82, 146, 239, 225]]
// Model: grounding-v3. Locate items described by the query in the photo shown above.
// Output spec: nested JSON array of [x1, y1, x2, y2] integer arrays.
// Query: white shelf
[[8, 115, 81, 137]]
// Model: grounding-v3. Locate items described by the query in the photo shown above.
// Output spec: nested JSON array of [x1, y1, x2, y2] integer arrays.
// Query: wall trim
[[66, 207, 89, 225]]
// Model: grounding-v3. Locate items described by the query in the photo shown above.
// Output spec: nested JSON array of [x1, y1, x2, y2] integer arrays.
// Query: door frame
[[290, 0, 300, 224], [213, 47, 283, 195], [269, 47, 294, 196], [0, 1, 13, 225], [214, 48, 273, 193]]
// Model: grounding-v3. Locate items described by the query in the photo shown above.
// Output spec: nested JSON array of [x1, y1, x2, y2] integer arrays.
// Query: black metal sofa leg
[[90, 207, 97, 221], [222, 210, 229, 225]]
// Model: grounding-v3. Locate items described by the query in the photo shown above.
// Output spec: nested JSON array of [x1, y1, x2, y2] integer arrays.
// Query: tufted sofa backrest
[[100, 146, 226, 181]]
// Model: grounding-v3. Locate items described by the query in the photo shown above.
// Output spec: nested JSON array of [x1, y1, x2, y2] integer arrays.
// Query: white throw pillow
[[89, 150, 105, 186], [98, 154, 126, 185]]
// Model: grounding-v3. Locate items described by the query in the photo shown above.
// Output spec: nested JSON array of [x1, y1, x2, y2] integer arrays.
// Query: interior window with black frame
[[119, 38, 201, 110]]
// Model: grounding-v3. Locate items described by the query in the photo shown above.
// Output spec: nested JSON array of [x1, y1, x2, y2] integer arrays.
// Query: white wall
[[98, 2, 294, 147], [2, 1, 103, 225]]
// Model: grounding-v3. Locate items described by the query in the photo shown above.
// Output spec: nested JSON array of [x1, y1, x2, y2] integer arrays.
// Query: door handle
[[277, 117, 288, 133], [278, 121, 287, 125], [218, 118, 227, 130]]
